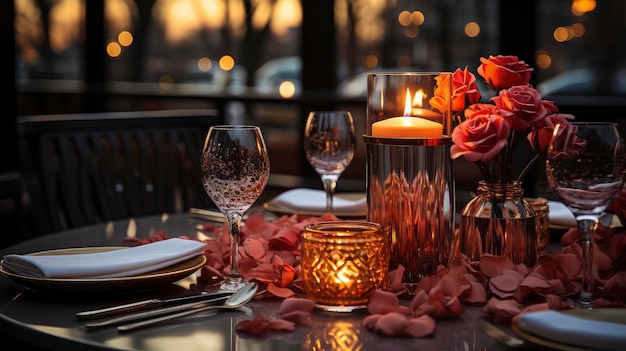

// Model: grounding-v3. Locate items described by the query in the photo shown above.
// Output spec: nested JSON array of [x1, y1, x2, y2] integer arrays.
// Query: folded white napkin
[[271, 188, 366, 213], [516, 309, 626, 351], [548, 201, 577, 227], [548, 201, 622, 228], [1, 238, 207, 279]]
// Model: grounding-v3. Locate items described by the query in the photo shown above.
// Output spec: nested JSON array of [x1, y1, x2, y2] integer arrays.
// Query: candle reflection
[[302, 320, 368, 351]]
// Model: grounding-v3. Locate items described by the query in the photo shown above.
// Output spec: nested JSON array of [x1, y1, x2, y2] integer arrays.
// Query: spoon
[[116, 282, 258, 333]]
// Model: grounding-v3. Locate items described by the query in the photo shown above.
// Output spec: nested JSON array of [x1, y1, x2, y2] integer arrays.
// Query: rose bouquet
[[430, 54, 578, 184]]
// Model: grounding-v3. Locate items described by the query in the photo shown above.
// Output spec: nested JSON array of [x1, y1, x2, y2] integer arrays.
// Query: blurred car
[[537, 68, 626, 96], [253, 56, 302, 94]]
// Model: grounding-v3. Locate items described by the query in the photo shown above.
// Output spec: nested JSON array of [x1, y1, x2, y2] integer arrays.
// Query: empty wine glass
[[546, 122, 626, 307], [304, 111, 356, 213], [201, 125, 270, 291]]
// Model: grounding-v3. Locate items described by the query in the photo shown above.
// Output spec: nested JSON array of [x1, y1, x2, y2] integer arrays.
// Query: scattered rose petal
[[368, 290, 411, 315], [369, 312, 409, 336], [482, 297, 522, 324], [404, 315, 436, 337], [279, 298, 315, 325], [267, 283, 295, 298], [389, 265, 409, 295], [479, 255, 515, 277], [242, 238, 266, 260], [489, 272, 522, 299], [236, 313, 272, 335], [268, 319, 295, 332]]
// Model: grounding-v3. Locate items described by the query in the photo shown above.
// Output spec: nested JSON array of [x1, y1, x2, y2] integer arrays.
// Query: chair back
[[17, 109, 222, 236]]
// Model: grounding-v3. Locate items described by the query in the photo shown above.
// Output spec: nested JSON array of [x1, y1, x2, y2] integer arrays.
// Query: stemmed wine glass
[[201, 125, 270, 291], [303, 111, 356, 213], [546, 122, 626, 307]]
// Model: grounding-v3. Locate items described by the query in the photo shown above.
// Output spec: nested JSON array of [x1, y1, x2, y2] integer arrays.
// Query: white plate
[[0, 247, 206, 294], [263, 192, 366, 218], [512, 309, 626, 351]]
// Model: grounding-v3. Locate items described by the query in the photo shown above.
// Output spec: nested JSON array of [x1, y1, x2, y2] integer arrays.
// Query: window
[[15, 0, 626, 98]]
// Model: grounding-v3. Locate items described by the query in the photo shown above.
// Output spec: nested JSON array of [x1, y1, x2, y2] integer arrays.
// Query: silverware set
[[77, 282, 259, 333]]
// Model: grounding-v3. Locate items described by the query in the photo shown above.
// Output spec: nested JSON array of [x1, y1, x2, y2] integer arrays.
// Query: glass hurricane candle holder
[[363, 72, 455, 292], [301, 221, 390, 312]]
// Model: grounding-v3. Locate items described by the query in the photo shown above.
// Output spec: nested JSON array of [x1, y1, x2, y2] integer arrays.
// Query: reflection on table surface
[[0, 212, 511, 351]]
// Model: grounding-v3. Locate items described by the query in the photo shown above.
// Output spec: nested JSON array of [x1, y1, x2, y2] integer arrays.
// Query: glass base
[[314, 304, 366, 313], [573, 292, 594, 309], [220, 276, 248, 292]]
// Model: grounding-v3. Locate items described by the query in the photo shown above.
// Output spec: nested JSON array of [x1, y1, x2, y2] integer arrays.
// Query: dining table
[[0, 210, 521, 351]]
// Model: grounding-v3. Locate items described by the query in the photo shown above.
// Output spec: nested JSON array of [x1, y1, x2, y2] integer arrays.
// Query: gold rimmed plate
[[511, 309, 626, 351], [0, 247, 206, 294]]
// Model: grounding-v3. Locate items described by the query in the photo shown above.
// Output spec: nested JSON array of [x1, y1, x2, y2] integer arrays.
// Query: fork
[[477, 318, 530, 349]]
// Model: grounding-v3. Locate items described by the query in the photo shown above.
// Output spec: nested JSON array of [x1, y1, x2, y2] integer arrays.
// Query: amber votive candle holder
[[301, 221, 390, 312]]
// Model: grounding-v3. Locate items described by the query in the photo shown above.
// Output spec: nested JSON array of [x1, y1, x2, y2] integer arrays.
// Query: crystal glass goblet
[[303, 111, 356, 213], [201, 125, 270, 291], [546, 122, 626, 307]]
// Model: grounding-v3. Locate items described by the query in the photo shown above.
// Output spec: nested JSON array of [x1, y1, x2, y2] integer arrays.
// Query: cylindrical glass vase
[[364, 72, 455, 292], [455, 181, 538, 267]]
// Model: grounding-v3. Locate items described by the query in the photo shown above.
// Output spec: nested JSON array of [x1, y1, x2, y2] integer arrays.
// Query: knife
[[81, 295, 233, 330], [81, 289, 266, 330], [75, 290, 232, 321]]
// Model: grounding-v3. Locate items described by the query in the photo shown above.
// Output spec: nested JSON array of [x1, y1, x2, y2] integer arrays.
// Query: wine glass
[[303, 111, 356, 213], [201, 125, 270, 291], [545, 122, 626, 307]]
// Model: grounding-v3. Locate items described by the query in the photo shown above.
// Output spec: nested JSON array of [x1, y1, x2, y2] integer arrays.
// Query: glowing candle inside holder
[[371, 88, 443, 138], [365, 72, 454, 293], [300, 221, 390, 312]]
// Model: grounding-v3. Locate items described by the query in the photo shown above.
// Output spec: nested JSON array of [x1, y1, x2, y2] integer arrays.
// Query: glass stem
[[576, 215, 598, 306], [226, 212, 244, 280], [321, 174, 338, 213]]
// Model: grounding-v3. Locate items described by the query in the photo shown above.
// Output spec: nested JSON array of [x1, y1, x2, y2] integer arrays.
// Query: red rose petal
[[242, 238, 266, 260], [268, 319, 295, 332], [267, 283, 295, 298], [490, 273, 521, 292], [461, 281, 488, 305], [479, 255, 515, 277], [279, 297, 315, 315], [363, 314, 382, 329], [404, 315, 436, 338], [368, 290, 411, 315], [236, 314, 272, 335], [372, 312, 409, 336], [268, 227, 300, 251]]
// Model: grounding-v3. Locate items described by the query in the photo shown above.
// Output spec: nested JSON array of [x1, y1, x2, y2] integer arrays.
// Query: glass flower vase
[[454, 181, 538, 267]]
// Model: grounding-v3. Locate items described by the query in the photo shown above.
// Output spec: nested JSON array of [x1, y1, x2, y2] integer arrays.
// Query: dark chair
[[17, 109, 222, 237]]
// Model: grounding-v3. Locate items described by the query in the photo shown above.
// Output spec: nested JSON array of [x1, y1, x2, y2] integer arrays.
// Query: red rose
[[449, 67, 481, 113], [545, 118, 587, 160], [492, 84, 550, 129], [431, 68, 481, 115], [607, 191, 626, 227], [477, 55, 533, 90], [450, 112, 511, 162], [463, 103, 495, 120], [527, 113, 575, 156], [430, 73, 453, 115]]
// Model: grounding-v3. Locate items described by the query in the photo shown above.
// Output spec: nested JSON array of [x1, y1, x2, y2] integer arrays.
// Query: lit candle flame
[[403, 88, 427, 116]]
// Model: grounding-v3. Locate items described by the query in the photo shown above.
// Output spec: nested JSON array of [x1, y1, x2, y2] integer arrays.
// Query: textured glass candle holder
[[364, 72, 455, 293], [301, 221, 390, 312], [527, 196, 550, 252]]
